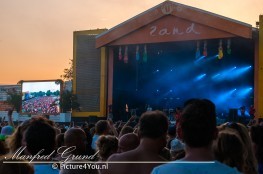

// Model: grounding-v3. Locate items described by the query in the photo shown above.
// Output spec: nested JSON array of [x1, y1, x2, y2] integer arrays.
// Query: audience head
[[0, 125, 14, 141], [226, 122, 258, 174], [180, 98, 217, 147], [170, 138, 185, 160], [6, 119, 32, 153], [23, 118, 56, 156], [64, 128, 87, 155], [119, 126, 134, 138], [118, 133, 139, 153], [138, 110, 168, 151], [95, 120, 110, 135], [96, 135, 118, 161], [213, 129, 245, 172], [139, 110, 168, 138]]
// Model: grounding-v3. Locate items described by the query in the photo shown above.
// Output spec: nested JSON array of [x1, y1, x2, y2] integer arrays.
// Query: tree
[[46, 90, 51, 96], [6, 90, 22, 113], [61, 59, 73, 81], [60, 90, 80, 112], [60, 59, 80, 112]]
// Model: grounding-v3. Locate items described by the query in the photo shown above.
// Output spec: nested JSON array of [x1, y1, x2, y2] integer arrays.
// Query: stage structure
[[72, 29, 107, 121], [73, 1, 262, 121]]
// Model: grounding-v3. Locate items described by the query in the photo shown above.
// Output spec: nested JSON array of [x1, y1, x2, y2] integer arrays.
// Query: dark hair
[[0, 155, 34, 174], [96, 135, 118, 160], [139, 110, 168, 139], [119, 126, 134, 138], [25, 120, 56, 155], [95, 120, 109, 135], [181, 99, 216, 147], [0, 141, 8, 155]]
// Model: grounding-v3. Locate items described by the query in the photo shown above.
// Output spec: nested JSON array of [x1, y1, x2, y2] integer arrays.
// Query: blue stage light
[[212, 73, 220, 79], [237, 87, 253, 96], [195, 73, 206, 81]]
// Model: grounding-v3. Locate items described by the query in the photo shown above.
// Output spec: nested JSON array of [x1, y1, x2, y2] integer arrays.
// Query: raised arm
[[7, 108, 15, 127]]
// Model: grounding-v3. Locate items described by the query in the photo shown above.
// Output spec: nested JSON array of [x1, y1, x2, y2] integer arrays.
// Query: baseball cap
[[170, 138, 185, 152], [0, 125, 14, 141]]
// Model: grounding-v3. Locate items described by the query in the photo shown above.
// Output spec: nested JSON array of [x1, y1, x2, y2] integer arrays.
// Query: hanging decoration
[[203, 41, 207, 57], [218, 39, 223, 59], [118, 46, 122, 61], [195, 41, 201, 59], [143, 44, 147, 63], [227, 39, 231, 55], [136, 45, 140, 61], [124, 46, 128, 64]]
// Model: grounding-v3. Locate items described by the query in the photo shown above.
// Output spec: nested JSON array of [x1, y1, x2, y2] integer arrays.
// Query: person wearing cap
[[0, 125, 14, 155], [0, 108, 15, 141], [0, 109, 15, 155], [170, 138, 185, 160], [0, 125, 14, 141]]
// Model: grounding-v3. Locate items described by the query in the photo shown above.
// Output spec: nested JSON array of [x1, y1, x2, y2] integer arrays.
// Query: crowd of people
[[22, 96, 60, 115], [0, 98, 263, 174]]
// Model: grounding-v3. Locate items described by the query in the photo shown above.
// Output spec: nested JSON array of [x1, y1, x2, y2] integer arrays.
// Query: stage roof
[[96, 0, 252, 48]]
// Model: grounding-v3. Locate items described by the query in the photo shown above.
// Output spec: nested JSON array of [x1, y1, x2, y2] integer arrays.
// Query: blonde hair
[[223, 122, 258, 174], [213, 129, 245, 172]]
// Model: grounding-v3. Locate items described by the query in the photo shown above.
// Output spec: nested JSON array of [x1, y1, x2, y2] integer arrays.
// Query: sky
[[0, 0, 262, 85], [22, 81, 60, 93]]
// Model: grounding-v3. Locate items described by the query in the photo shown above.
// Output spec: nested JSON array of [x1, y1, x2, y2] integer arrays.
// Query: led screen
[[21, 80, 61, 115]]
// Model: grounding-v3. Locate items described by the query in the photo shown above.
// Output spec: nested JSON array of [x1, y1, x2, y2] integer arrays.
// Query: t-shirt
[[151, 161, 241, 174], [91, 134, 100, 150], [34, 164, 59, 174]]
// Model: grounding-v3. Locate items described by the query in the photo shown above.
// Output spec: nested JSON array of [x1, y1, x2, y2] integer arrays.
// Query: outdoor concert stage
[[72, 1, 261, 121], [110, 39, 254, 120]]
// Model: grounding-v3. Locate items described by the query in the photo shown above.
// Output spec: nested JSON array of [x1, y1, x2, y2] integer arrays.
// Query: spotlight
[[195, 56, 206, 62], [237, 87, 253, 96], [212, 73, 220, 79], [195, 73, 207, 81]]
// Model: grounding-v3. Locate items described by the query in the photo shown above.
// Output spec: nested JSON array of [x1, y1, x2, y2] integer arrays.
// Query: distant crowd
[[0, 98, 263, 174], [22, 96, 59, 114]]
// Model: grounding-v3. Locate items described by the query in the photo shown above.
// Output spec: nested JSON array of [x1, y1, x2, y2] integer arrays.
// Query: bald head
[[118, 133, 139, 153], [64, 128, 87, 155]]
